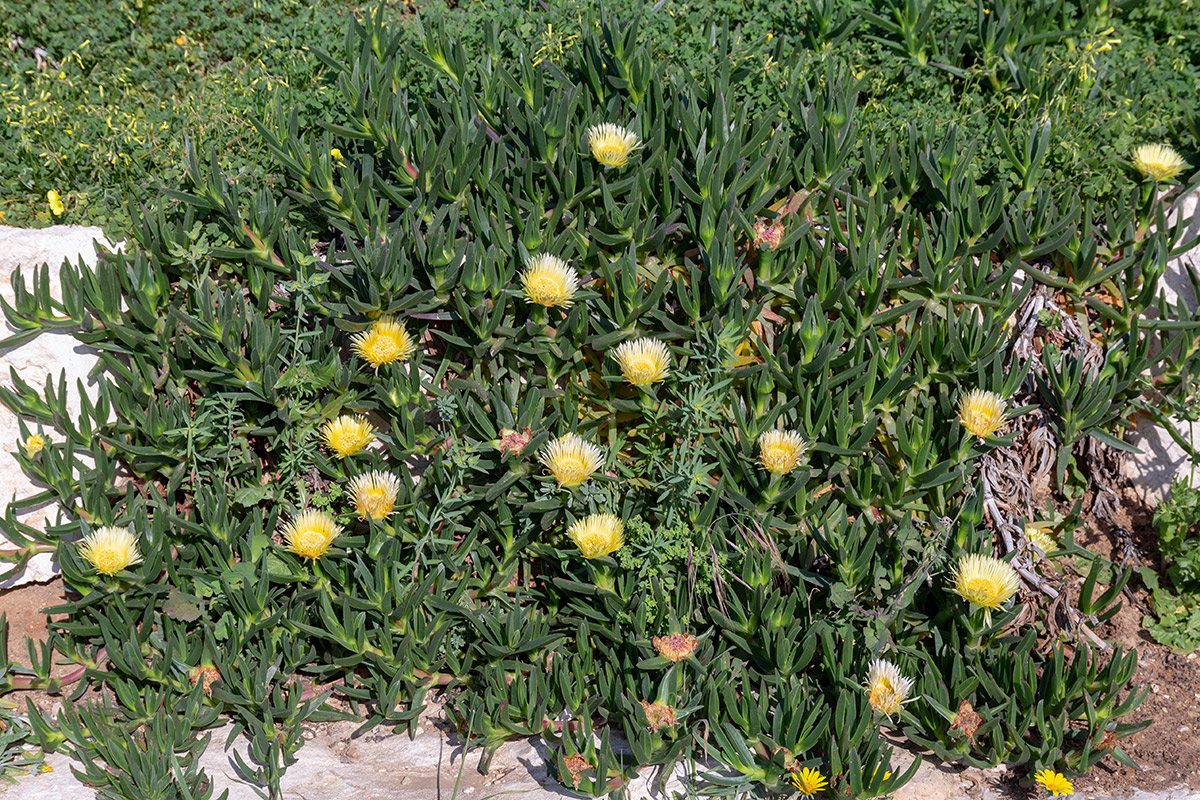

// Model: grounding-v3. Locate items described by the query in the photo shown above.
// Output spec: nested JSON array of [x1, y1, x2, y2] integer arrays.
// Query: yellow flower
[[613, 337, 670, 386], [282, 510, 342, 559], [321, 415, 375, 458], [958, 389, 1007, 440], [790, 767, 829, 798], [1034, 769, 1074, 797], [567, 513, 624, 559], [46, 190, 64, 216], [951, 553, 1021, 622], [585, 123, 641, 167], [1025, 527, 1057, 555], [330, 148, 344, 161], [349, 471, 401, 520], [521, 253, 579, 307], [758, 429, 809, 475], [78, 526, 143, 576], [865, 658, 914, 717], [539, 434, 605, 487], [1131, 143, 1188, 183], [351, 317, 416, 369], [23, 433, 48, 457]]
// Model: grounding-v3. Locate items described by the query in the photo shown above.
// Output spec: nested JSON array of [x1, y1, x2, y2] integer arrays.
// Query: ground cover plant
[[2, 0, 1199, 234], [2, 1, 1200, 798]]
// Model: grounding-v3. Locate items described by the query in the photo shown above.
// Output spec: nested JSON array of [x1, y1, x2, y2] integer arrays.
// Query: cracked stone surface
[[0, 225, 116, 588]]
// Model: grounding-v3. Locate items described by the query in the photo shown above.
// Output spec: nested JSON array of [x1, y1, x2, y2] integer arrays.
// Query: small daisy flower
[[348, 471, 401, 521], [521, 254, 579, 308], [23, 433, 48, 457], [1131, 143, 1188, 183], [958, 389, 1007, 440], [613, 337, 670, 386], [758, 429, 809, 475], [566, 513, 624, 559], [790, 767, 829, 798], [282, 510, 342, 559], [1033, 769, 1074, 797], [78, 526, 143, 576], [322, 415, 375, 458], [585, 123, 641, 167], [951, 553, 1021, 624], [539, 434, 605, 487], [351, 317, 416, 369], [864, 659, 915, 717]]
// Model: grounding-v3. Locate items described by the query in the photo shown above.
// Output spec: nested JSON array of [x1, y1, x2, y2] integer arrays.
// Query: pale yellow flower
[[951, 553, 1021, 621], [321, 415, 375, 458], [46, 190, 64, 216], [791, 767, 829, 798], [78, 526, 143, 576], [351, 318, 416, 369], [958, 389, 1007, 440], [566, 513, 624, 559], [521, 254, 579, 307], [758, 429, 808, 475], [539, 434, 604, 487], [330, 148, 344, 161], [1034, 769, 1074, 797], [586, 123, 641, 167], [349, 471, 401, 521], [613, 337, 670, 386], [282, 510, 342, 559], [1131, 143, 1188, 183], [864, 658, 914, 717], [23, 433, 48, 457], [1025, 527, 1057, 555]]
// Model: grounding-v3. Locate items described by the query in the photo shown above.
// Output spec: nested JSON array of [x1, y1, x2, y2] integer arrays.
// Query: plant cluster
[[1142, 480, 1200, 653], [2, 3, 1200, 799]]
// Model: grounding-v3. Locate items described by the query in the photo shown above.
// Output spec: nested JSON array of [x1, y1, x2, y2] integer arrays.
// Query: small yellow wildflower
[[351, 317, 416, 369], [46, 190, 64, 216], [566, 513, 624, 559], [1033, 769, 1074, 797], [951, 553, 1021, 623], [864, 658, 914, 717], [282, 510, 342, 559], [321, 415, 375, 458], [958, 389, 1007, 440], [1131, 143, 1188, 183], [330, 148, 344, 161], [23, 433, 48, 457], [78, 526, 143, 576], [539, 434, 605, 487], [1025, 527, 1057, 555], [790, 767, 829, 798], [348, 471, 401, 521], [521, 253, 579, 307], [758, 429, 809, 475], [613, 337, 670, 386], [585, 123, 641, 168]]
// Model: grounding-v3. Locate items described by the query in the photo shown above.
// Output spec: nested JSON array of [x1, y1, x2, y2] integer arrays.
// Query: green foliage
[[2, 3, 1200, 798], [1144, 480, 1200, 653]]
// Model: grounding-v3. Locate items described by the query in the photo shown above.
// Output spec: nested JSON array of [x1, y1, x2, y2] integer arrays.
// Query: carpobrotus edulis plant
[[79, 526, 143, 576]]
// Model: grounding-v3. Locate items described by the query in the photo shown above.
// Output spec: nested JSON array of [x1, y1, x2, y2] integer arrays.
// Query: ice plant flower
[[23, 433, 48, 457], [566, 513, 624, 559], [791, 767, 829, 798], [521, 254, 579, 307], [951, 553, 1021, 624], [1131, 143, 1187, 183], [349, 471, 401, 521], [651, 633, 698, 662], [1034, 769, 1074, 797], [613, 337, 670, 386], [758, 429, 809, 475], [46, 190, 64, 216], [864, 658, 914, 717], [351, 317, 416, 369], [78, 526, 143, 576], [322, 415, 375, 458], [958, 389, 1007, 440], [1025, 526, 1057, 555], [282, 510, 342, 559], [540, 434, 604, 487], [585, 123, 640, 167]]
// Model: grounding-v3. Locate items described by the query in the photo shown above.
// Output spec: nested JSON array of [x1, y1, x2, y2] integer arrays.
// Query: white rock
[[0, 225, 116, 587]]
